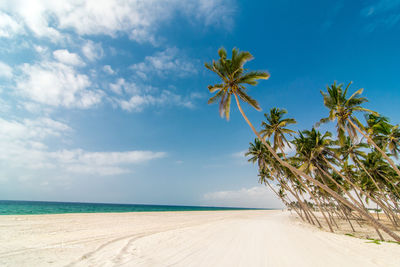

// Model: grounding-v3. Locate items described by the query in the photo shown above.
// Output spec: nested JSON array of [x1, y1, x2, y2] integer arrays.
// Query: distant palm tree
[[317, 82, 400, 178], [260, 108, 296, 155]]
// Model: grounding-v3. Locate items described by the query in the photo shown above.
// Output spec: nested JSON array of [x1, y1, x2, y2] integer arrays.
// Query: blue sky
[[0, 0, 399, 208]]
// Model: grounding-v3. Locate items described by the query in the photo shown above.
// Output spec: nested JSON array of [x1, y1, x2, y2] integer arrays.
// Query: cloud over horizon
[[203, 186, 284, 209]]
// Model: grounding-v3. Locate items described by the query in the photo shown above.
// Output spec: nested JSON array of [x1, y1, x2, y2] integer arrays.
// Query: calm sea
[[0, 200, 257, 215]]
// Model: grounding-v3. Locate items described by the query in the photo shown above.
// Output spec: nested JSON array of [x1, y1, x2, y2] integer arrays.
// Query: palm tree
[[205, 47, 269, 120], [383, 125, 400, 159], [206, 49, 400, 241], [260, 108, 296, 155], [317, 82, 400, 178], [366, 114, 400, 159], [246, 138, 268, 169]]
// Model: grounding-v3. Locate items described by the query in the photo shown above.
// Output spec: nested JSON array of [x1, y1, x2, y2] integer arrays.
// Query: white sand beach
[[0, 210, 399, 267]]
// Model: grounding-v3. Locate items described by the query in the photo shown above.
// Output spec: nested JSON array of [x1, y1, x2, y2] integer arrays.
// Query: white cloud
[[203, 186, 284, 209], [53, 49, 85, 66], [107, 77, 197, 112], [0, 11, 24, 38], [130, 47, 196, 79], [109, 78, 140, 95], [50, 149, 167, 176], [0, 117, 70, 142], [182, 0, 236, 30], [232, 150, 247, 159], [283, 143, 296, 155], [16, 60, 103, 108], [0, 61, 12, 78], [34, 45, 48, 54], [52, 149, 166, 166], [0, 116, 166, 176], [82, 40, 103, 61], [103, 65, 115, 75], [1, 1, 62, 40], [0, 99, 11, 112], [116, 89, 194, 112], [0, 117, 71, 170], [0, 0, 236, 43]]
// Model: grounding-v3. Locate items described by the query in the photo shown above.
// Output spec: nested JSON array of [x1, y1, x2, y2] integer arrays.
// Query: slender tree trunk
[[264, 179, 305, 221], [275, 173, 314, 224], [339, 204, 356, 232], [354, 156, 400, 204], [322, 156, 400, 227], [233, 93, 400, 241], [347, 118, 400, 178], [277, 143, 329, 230], [316, 164, 385, 240], [292, 173, 332, 231]]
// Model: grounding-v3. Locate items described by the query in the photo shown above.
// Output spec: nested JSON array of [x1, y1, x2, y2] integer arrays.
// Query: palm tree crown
[[260, 108, 296, 154], [317, 81, 377, 144], [205, 47, 270, 120]]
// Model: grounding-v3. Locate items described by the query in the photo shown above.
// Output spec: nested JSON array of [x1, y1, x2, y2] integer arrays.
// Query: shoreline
[[1, 210, 398, 266], [0, 200, 271, 216]]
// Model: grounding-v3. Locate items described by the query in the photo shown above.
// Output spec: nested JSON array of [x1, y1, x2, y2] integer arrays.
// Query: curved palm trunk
[[277, 142, 329, 230], [292, 173, 332, 231], [338, 203, 356, 232], [233, 93, 400, 242], [347, 118, 400, 178], [353, 156, 400, 203], [265, 165, 314, 224], [316, 164, 385, 240], [322, 156, 400, 227], [264, 179, 305, 221], [354, 157, 400, 223]]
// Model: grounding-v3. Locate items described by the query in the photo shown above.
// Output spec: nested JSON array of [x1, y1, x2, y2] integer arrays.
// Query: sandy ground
[[0, 210, 399, 267]]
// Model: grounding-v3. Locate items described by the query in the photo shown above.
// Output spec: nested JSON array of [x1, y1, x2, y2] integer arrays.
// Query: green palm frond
[[205, 47, 269, 120], [207, 90, 224, 104], [236, 88, 261, 110]]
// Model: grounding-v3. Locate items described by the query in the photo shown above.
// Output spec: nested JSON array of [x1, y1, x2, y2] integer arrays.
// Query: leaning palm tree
[[205, 47, 270, 120], [366, 114, 400, 159], [206, 49, 400, 241], [260, 108, 296, 155], [385, 125, 400, 159], [317, 81, 400, 178]]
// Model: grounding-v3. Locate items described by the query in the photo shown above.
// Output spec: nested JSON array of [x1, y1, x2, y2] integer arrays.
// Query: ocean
[[0, 200, 257, 215]]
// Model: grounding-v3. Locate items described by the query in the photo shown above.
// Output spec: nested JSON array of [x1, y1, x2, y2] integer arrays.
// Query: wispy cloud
[[0, 11, 24, 38], [130, 47, 197, 80], [81, 40, 104, 61], [0, 117, 166, 177], [113, 89, 196, 112], [361, 0, 400, 30], [103, 65, 115, 75], [203, 186, 283, 208], [0, 61, 13, 78]]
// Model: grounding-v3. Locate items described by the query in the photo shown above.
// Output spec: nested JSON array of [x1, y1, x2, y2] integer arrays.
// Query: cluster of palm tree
[[205, 48, 400, 241]]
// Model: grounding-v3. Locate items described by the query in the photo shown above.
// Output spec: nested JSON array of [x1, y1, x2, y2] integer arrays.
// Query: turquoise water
[[0, 200, 258, 215]]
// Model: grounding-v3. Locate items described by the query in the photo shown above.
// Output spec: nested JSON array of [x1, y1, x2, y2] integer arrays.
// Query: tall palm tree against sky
[[260, 108, 296, 156], [317, 82, 400, 178]]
